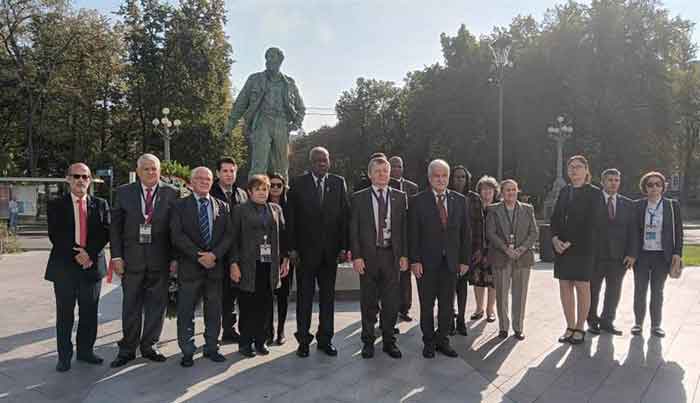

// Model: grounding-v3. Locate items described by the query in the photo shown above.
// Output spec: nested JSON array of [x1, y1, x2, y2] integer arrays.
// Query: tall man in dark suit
[[109, 154, 179, 368], [287, 146, 350, 357], [409, 159, 471, 358], [350, 157, 408, 359], [210, 157, 248, 344], [389, 156, 419, 322], [588, 169, 638, 335], [46, 163, 110, 372], [170, 167, 232, 367]]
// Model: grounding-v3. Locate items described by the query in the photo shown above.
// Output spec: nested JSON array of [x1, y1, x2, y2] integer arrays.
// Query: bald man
[[46, 163, 110, 372]]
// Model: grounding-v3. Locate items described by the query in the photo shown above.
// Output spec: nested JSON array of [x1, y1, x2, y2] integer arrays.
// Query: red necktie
[[78, 198, 87, 247], [145, 187, 154, 220], [437, 194, 448, 228], [607, 196, 615, 220]]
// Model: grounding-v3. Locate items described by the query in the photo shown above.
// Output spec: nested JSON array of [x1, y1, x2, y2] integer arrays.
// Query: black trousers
[[454, 274, 469, 323], [588, 259, 626, 326], [268, 266, 294, 338], [634, 251, 669, 327], [417, 257, 456, 346], [399, 270, 412, 315], [53, 277, 102, 362], [176, 276, 222, 357], [222, 275, 240, 337], [239, 262, 273, 347], [360, 248, 400, 344], [117, 270, 168, 357], [295, 254, 338, 346]]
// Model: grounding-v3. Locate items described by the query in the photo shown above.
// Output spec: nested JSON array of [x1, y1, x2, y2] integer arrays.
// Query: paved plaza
[[1, 250, 699, 402]]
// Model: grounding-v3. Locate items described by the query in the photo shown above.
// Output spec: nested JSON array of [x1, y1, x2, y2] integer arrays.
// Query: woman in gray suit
[[230, 175, 290, 357], [485, 180, 538, 340]]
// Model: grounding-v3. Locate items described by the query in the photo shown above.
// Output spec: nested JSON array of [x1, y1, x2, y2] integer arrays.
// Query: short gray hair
[[427, 159, 450, 178], [367, 157, 390, 175], [190, 166, 213, 179], [137, 153, 161, 169], [309, 146, 329, 161]]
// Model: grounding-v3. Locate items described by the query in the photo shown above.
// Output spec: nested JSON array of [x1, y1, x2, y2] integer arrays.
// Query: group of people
[[44, 149, 684, 373]]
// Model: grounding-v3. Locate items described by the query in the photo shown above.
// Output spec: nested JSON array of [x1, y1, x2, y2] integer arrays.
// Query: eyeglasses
[[270, 183, 284, 189], [71, 174, 90, 180], [646, 181, 663, 188]]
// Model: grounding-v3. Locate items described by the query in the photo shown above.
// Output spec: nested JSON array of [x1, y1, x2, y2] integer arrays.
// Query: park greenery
[[1, 0, 699, 203]]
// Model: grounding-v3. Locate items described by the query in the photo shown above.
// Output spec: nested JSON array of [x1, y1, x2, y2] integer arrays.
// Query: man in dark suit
[[210, 157, 248, 344], [287, 146, 350, 357], [389, 156, 419, 322], [170, 167, 232, 367], [109, 154, 179, 368], [46, 163, 110, 372], [409, 159, 471, 358], [588, 169, 639, 336], [350, 157, 408, 359]]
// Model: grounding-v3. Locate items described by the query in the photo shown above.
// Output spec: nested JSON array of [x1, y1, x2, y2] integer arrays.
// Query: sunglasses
[[646, 181, 663, 188], [71, 174, 90, 180], [270, 183, 284, 189]]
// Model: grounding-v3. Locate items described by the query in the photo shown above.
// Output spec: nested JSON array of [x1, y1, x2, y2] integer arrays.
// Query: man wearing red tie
[[45, 163, 110, 372]]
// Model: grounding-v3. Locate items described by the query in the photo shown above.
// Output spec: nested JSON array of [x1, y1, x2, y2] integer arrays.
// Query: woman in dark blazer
[[550, 155, 602, 345], [632, 171, 683, 338], [230, 175, 289, 357], [266, 173, 293, 345]]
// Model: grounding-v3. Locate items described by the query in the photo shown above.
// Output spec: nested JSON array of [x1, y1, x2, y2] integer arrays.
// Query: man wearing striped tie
[[171, 167, 232, 367]]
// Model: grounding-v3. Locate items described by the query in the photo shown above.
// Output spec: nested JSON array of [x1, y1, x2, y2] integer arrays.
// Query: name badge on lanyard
[[645, 201, 662, 241], [139, 224, 152, 244], [260, 235, 272, 263], [139, 185, 157, 244]]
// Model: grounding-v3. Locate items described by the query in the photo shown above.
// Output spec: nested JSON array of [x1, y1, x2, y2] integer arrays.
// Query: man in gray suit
[[110, 154, 179, 368], [171, 167, 232, 367], [389, 156, 419, 322], [351, 157, 408, 359]]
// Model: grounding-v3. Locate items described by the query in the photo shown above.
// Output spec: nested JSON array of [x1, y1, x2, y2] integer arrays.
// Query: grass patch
[[685, 245, 700, 267]]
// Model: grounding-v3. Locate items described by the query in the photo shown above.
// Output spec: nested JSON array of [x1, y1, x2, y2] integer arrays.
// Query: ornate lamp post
[[152, 108, 181, 162], [544, 115, 574, 219], [489, 34, 512, 180]]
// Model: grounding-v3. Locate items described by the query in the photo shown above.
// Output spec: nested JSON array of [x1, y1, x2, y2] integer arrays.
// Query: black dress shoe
[[276, 333, 287, 346], [436, 343, 458, 358], [76, 353, 103, 365], [255, 344, 270, 355], [203, 350, 226, 362], [56, 360, 71, 372], [265, 336, 274, 346], [318, 343, 338, 356], [422, 345, 435, 359], [361, 343, 375, 359], [110, 354, 135, 368], [180, 355, 194, 367], [239, 345, 256, 358], [456, 321, 468, 336], [141, 350, 167, 362], [588, 323, 601, 335], [498, 330, 508, 339], [600, 323, 623, 336], [297, 344, 310, 358], [514, 332, 525, 341], [382, 343, 402, 359], [448, 322, 457, 336], [398, 312, 413, 322]]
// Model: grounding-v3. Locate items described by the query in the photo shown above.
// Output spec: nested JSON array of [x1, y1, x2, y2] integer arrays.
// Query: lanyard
[[504, 203, 518, 237], [647, 200, 662, 226], [138, 184, 159, 223], [258, 204, 270, 227], [371, 188, 390, 227]]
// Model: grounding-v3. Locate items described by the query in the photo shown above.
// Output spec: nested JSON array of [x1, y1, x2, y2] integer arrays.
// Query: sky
[[74, 0, 700, 132]]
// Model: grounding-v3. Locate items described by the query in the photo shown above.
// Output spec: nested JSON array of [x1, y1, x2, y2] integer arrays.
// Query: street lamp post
[[152, 108, 181, 162], [489, 34, 512, 180], [544, 115, 574, 219]]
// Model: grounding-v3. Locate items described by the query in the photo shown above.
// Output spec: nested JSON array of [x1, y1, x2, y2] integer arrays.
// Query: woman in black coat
[[550, 155, 602, 345]]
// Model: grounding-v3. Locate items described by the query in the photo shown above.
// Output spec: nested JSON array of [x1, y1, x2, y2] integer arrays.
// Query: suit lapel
[[389, 188, 400, 235], [495, 203, 509, 236], [188, 195, 204, 246], [64, 194, 76, 243]]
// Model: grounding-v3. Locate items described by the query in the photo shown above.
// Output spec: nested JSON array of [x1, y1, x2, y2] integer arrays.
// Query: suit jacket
[[170, 194, 232, 281], [230, 201, 287, 293], [465, 191, 484, 256], [593, 193, 638, 262], [636, 197, 683, 266], [485, 201, 538, 269], [408, 190, 471, 273], [287, 172, 350, 268], [110, 181, 179, 273], [350, 187, 408, 269], [210, 180, 248, 213], [45, 194, 110, 283], [390, 177, 419, 197]]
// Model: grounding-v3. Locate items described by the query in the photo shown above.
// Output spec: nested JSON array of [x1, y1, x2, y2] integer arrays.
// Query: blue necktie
[[198, 198, 211, 248]]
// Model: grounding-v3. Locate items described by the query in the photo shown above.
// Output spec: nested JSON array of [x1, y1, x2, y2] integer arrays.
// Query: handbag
[[669, 200, 683, 279]]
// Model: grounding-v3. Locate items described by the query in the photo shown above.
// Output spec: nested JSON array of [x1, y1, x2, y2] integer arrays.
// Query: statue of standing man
[[224, 47, 305, 178]]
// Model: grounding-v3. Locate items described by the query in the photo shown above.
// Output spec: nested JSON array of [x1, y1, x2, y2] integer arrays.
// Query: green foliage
[[161, 160, 191, 181]]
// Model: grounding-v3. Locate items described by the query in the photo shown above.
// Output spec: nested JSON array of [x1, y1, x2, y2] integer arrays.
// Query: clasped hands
[[506, 246, 528, 260], [229, 258, 290, 283], [552, 236, 572, 255], [73, 247, 93, 269]]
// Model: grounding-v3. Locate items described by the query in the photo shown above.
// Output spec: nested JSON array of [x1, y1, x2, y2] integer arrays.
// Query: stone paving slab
[[1, 251, 699, 402]]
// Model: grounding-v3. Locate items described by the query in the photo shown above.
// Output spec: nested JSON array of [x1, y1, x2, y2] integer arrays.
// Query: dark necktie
[[225, 190, 233, 205], [316, 177, 324, 205], [145, 187, 154, 217], [198, 198, 211, 247], [607, 196, 615, 220], [377, 189, 387, 246], [437, 194, 448, 228]]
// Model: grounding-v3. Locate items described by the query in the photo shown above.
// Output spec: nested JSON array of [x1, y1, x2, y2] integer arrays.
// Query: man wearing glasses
[[45, 163, 110, 372]]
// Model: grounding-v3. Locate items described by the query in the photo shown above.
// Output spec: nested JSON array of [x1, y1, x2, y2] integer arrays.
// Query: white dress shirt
[[432, 189, 448, 214], [643, 199, 664, 251], [371, 185, 391, 241], [602, 191, 617, 217]]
